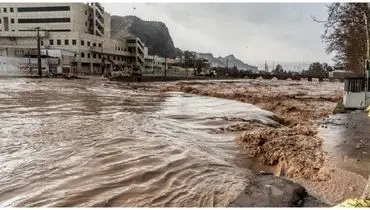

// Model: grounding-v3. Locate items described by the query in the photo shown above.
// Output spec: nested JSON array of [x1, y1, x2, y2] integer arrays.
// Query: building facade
[[0, 2, 145, 74]]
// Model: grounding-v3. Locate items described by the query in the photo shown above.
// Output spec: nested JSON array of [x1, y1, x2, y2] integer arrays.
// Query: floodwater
[[319, 113, 370, 179], [0, 78, 280, 207]]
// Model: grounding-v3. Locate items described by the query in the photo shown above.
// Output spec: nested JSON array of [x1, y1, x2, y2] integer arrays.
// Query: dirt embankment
[[158, 80, 343, 181]]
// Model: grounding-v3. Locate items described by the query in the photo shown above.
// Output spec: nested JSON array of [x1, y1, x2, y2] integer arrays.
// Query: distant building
[[329, 70, 363, 79], [0, 2, 145, 74]]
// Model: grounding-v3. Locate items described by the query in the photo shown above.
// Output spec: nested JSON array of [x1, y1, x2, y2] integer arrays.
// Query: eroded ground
[[156, 79, 367, 204]]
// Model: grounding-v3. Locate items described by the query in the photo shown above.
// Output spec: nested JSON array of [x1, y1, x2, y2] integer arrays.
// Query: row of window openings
[[41, 39, 103, 47], [1, 8, 14, 13], [2, 6, 71, 13], [80, 53, 134, 62], [40, 40, 128, 53]]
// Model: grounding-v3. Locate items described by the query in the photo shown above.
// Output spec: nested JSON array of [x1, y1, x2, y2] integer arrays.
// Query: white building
[[0, 2, 145, 74]]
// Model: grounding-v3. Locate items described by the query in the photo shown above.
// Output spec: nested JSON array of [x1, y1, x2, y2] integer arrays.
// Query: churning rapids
[[0, 78, 280, 207]]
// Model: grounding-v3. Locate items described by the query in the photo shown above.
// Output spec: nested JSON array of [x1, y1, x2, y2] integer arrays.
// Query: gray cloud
[[103, 3, 332, 70]]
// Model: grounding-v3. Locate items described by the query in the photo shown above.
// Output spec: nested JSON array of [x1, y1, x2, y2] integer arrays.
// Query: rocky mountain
[[196, 53, 258, 72], [110, 15, 176, 58], [110, 15, 257, 70]]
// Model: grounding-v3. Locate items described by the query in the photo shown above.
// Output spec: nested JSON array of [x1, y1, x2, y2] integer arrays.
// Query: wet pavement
[[319, 113, 370, 179]]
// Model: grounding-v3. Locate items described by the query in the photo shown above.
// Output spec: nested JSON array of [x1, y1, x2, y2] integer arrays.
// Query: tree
[[327, 66, 334, 72], [271, 64, 284, 75], [304, 62, 328, 77], [183, 51, 196, 73], [322, 62, 334, 73], [195, 58, 210, 74], [320, 3, 370, 73]]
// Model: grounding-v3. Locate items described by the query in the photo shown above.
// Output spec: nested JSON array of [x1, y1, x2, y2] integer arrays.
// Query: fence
[[344, 77, 370, 92]]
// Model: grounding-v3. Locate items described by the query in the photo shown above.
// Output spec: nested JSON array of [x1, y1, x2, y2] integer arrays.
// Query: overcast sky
[[102, 3, 333, 70]]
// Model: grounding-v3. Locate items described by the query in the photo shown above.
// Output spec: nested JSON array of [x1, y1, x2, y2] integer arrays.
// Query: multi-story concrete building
[[0, 2, 145, 74]]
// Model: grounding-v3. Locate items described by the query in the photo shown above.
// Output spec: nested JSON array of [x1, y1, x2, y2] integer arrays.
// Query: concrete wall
[[344, 92, 370, 109], [70, 3, 90, 34], [103, 12, 111, 39], [0, 55, 49, 75], [0, 3, 145, 73]]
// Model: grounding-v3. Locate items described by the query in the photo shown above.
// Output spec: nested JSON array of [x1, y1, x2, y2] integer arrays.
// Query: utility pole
[[35, 27, 42, 77], [101, 42, 104, 75], [364, 8, 369, 108]]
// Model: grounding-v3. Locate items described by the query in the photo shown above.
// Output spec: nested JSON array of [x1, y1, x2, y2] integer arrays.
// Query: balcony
[[95, 9, 104, 22], [137, 47, 144, 57], [95, 29, 103, 37], [93, 5, 104, 19], [137, 40, 144, 49], [95, 2, 104, 14], [95, 19, 104, 30]]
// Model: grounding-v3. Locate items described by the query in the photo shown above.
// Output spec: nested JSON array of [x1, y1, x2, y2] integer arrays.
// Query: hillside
[[196, 53, 258, 72], [110, 15, 176, 58]]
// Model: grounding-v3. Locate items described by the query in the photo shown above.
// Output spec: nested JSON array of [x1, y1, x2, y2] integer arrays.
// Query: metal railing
[[344, 78, 370, 92]]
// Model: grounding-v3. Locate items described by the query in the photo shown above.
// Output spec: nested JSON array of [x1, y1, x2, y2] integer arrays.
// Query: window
[[18, 18, 70, 24], [0, 19, 2, 24], [49, 40, 54, 45], [3, 17, 8, 31], [115, 47, 117, 50], [81, 40, 84, 46], [98, 43, 102, 47], [93, 53, 96, 58], [72, 40, 76, 45], [93, 43, 96, 47], [85, 10, 87, 15], [81, 52, 85, 58], [4, 8, 7, 13], [124, 48, 127, 52], [11, 29, 15, 32], [87, 41, 90, 46], [98, 54, 101, 59], [10, 19, 14, 24], [85, 21, 87, 26], [64, 40, 69, 45], [57, 39, 61, 45], [40, 40, 43, 46], [19, 29, 70, 32], [10, 8, 13, 12], [17, 6, 70, 12], [87, 53, 90, 58]]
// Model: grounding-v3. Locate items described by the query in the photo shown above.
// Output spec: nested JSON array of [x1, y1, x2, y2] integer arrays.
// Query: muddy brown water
[[0, 78, 281, 207]]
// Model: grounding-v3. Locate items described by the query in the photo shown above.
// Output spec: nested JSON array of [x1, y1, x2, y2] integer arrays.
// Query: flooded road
[[319, 113, 370, 178], [0, 78, 280, 207]]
